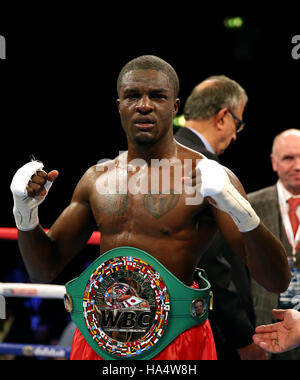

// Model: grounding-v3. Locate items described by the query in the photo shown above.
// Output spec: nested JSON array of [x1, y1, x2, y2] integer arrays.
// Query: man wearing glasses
[[175, 76, 267, 360], [175, 75, 245, 160]]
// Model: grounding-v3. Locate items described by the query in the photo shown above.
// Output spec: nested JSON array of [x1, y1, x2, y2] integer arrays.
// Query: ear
[[116, 99, 120, 112], [270, 154, 278, 172], [173, 98, 180, 116], [215, 108, 228, 131]]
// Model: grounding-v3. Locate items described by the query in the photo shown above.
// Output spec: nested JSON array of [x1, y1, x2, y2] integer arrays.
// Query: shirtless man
[[10, 55, 291, 360]]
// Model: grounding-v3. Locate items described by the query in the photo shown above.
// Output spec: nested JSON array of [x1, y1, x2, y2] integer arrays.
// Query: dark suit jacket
[[175, 127, 256, 359], [248, 185, 300, 360], [175, 127, 220, 161]]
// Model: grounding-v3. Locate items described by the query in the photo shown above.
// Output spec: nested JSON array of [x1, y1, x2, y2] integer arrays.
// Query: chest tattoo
[[143, 191, 180, 219]]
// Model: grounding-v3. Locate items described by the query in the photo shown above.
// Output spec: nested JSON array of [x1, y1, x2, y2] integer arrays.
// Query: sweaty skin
[[16, 69, 290, 293]]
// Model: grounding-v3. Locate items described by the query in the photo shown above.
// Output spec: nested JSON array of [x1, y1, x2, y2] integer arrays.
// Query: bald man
[[249, 129, 300, 360]]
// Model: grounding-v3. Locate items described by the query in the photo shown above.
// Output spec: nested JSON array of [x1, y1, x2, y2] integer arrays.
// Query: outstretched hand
[[253, 309, 300, 354]]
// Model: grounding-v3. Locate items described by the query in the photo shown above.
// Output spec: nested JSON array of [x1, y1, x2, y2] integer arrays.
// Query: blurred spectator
[[249, 129, 300, 360]]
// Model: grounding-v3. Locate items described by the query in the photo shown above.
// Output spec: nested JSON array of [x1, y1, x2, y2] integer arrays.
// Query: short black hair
[[117, 55, 180, 98]]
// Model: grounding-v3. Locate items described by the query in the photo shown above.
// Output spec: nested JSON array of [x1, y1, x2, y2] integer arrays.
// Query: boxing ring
[[0, 227, 100, 359]]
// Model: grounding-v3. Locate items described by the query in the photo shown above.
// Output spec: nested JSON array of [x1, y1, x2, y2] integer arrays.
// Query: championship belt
[[64, 246, 212, 360]]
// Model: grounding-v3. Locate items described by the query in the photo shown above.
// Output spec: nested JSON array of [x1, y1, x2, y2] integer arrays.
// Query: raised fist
[[10, 161, 59, 231]]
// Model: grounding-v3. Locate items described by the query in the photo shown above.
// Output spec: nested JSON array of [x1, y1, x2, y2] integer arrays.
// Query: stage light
[[173, 115, 186, 127], [224, 17, 244, 29]]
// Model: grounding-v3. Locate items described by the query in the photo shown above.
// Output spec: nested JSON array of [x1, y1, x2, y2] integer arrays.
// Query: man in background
[[175, 75, 245, 160], [249, 129, 300, 360], [176, 76, 267, 360]]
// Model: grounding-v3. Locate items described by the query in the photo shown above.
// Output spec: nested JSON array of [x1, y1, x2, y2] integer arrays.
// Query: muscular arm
[[18, 168, 95, 283], [192, 158, 290, 293], [212, 173, 291, 294]]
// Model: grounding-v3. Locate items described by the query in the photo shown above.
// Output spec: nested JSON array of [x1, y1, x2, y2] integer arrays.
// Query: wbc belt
[[64, 246, 212, 360]]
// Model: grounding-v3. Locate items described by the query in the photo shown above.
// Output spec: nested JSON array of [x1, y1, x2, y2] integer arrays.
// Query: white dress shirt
[[186, 128, 215, 155], [277, 180, 300, 256]]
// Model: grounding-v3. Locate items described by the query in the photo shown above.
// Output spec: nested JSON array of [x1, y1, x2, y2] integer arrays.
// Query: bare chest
[[88, 162, 213, 240], [90, 191, 195, 235]]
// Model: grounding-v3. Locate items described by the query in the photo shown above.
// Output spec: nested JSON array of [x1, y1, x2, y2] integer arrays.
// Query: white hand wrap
[[197, 158, 260, 232], [10, 161, 53, 231]]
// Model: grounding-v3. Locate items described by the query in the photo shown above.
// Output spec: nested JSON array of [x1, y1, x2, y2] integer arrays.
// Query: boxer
[[10, 55, 291, 360]]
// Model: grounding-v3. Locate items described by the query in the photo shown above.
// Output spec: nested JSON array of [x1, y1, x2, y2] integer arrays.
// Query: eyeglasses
[[228, 109, 245, 133]]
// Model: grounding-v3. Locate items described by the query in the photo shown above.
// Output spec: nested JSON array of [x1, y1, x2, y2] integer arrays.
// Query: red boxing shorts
[[70, 282, 217, 360]]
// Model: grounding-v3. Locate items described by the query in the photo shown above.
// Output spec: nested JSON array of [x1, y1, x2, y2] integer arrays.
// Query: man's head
[[117, 55, 180, 99], [271, 129, 300, 195], [117, 56, 180, 147], [183, 75, 248, 155]]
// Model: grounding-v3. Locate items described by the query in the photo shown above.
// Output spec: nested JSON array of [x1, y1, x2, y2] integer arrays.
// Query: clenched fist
[[10, 161, 59, 231], [26, 168, 59, 198]]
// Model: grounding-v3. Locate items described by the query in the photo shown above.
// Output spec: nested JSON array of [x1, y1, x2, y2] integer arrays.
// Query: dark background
[[0, 5, 299, 350], [1, 8, 299, 227], [0, 7, 299, 273]]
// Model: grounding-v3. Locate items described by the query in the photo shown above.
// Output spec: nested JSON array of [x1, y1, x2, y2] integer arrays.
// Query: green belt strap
[[65, 246, 212, 360]]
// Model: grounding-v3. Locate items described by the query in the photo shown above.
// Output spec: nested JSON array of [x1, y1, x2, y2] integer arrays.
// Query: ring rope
[[0, 227, 99, 358], [0, 227, 101, 245], [0, 228, 78, 359], [0, 282, 66, 299], [0, 342, 71, 358]]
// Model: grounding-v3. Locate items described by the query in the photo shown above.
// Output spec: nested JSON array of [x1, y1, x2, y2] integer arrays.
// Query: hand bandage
[[196, 158, 260, 232], [10, 161, 53, 231]]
